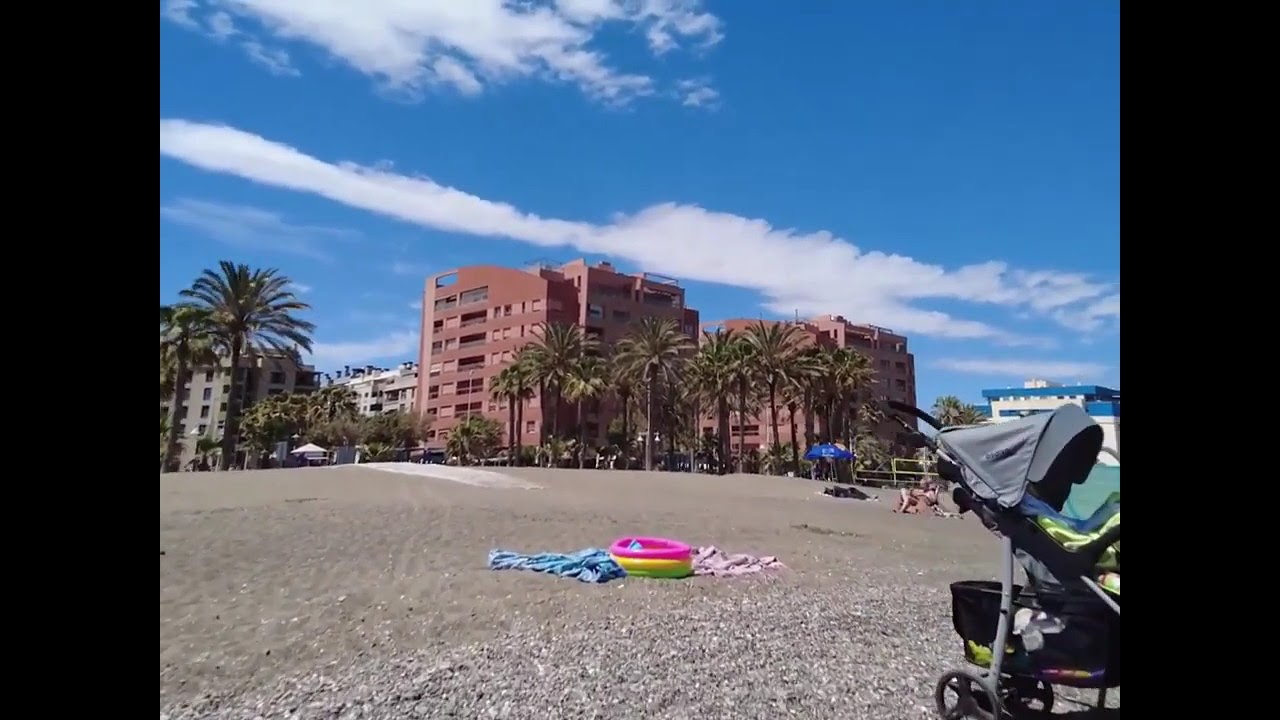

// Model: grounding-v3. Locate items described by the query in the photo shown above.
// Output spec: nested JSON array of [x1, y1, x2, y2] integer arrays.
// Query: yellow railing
[[854, 457, 939, 488]]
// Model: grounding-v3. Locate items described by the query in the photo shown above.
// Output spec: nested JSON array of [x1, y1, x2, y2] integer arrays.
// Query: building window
[[197, 424, 207, 435], [199, 405, 210, 418], [587, 303, 604, 320], [525, 420, 536, 434], [531, 299, 542, 312], [611, 309, 631, 321], [204, 370, 215, 382], [202, 387, 213, 401], [459, 286, 490, 305]]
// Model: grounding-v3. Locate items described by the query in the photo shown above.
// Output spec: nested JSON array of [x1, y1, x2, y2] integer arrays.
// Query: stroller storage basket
[[950, 580, 1120, 689]]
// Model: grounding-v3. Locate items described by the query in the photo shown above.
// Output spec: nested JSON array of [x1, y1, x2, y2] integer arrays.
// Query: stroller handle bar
[[882, 400, 945, 432]]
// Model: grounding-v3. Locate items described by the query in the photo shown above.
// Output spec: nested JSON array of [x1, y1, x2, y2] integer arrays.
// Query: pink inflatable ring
[[609, 537, 692, 561], [608, 537, 693, 579]]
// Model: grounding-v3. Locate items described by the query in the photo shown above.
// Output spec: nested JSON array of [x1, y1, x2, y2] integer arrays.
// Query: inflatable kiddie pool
[[608, 536, 693, 579]]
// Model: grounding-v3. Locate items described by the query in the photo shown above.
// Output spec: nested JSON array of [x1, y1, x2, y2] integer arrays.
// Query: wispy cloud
[[676, 77, 720, 109], [1051, 294, 1120, 333], [390, 261, 431, 277], [159, 120, 1120, 342], [159, 198, 359, 261], [935, 358, 1108, 380], [161, 1, 300, 77], [287, 282, 313, 294], [161, 0, 723, 106], [310, 330, 419, 369]]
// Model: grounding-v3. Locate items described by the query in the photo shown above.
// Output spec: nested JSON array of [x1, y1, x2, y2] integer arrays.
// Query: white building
[[976, 379, 1120, 466], [326, 362, 419, 416]]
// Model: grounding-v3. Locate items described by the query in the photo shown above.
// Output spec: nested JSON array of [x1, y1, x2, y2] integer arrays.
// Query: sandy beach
[[160, 466, 1117, 719]]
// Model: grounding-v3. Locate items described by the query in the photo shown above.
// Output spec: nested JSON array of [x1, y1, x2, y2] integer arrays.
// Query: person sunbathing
[[895, 480, 939, 514]]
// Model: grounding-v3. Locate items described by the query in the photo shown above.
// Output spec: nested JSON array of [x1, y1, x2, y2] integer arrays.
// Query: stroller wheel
[[1007, 679, 1054, 714], [934, 670, 1000, 720]]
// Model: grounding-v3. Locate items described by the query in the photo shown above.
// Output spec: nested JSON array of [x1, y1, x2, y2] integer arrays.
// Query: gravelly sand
[[159, 467, 1119, 719]]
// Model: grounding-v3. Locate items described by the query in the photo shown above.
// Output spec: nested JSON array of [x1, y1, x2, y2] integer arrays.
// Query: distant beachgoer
[[894, 479, 939, 514]]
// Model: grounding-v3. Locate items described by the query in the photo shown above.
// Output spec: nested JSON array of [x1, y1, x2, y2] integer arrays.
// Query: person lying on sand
[[894, 480, 939, 515]]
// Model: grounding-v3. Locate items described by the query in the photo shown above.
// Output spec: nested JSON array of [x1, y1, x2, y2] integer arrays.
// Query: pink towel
[[692, 545, 785, 577]]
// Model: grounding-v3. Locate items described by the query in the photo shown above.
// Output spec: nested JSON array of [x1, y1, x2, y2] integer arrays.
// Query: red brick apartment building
[[416, 259, 699, 451], [699, 315, 917, 454]]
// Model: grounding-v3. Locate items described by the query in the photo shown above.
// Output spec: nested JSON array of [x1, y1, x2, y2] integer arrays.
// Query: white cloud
[[1051, 294, 1120, 333], [288, 281, 313, 294], [935, 358, 1108, 380], [160, 198, 358, 261], [162, 1, 300, 76], [159, 119, 1120, 341], [161, 0, 723, 106], [390, 260, 432, 276], [311, 330, 419, 368], [409, 299, 424, 311], [676, 77, 719, 108]]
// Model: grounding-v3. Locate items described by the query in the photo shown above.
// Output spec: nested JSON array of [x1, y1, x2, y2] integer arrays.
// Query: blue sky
[[159, 0, 1120, 408]]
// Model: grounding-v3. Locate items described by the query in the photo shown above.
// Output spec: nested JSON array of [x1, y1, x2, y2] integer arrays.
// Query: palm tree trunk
[[620, 393, 630, 467], [803, 389, 815, 449], [515, 397, 524, 466], [219, 342, 244, 470], [716, 399, 730, 475], [787, 401, 801, 474], [537, 379, 548, 448], [163, 357, 189, 471], [643, 373, 656, 471], [549, 384, 560, 439], [767, 383, 781, 453], [736, 380, 748, 473], [577, 400, 586, 469], [688, 400, 699, 473], [507, 398, 517, 466]]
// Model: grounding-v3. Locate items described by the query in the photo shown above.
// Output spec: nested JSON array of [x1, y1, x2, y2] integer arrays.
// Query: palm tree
[[688, 330, 738, 474], [564, 355, 608, 468], [956, 404, 989, 426], [933, 397, 988, 427], [159, 304, 218, 471], [180, 261, 315, 470], [522, 322, 593, 443], [933, 395, 975, 427], [194, 435, 221, 469], [782, 349, 824, 473], [159, 414, 172, 465], [491, 360, 534, 465], [447, 415, 502, 465], [614, 317, 693, 471], [727, 335, 757, 472], [832, 348, 877, 453], [607, 360, 637, 467], [744, 321, 804, 463]]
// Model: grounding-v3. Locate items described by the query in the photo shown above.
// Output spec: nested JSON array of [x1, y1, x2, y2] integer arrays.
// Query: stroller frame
[[884, 402, 1119, 719]]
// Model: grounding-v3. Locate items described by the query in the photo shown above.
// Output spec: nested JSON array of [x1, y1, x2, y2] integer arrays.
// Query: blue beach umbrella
[[804, 443, 855, 461]]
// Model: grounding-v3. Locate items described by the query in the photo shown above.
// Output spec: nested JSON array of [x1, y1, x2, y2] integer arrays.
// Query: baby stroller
[[884, 401, 1120, 719]]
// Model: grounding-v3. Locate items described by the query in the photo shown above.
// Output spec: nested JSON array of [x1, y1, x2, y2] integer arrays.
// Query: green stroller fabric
[[1021, 491, 1119, 593]]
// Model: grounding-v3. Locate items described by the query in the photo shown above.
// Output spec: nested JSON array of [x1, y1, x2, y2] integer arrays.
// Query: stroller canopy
[[937, 404, 1103, 510]]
